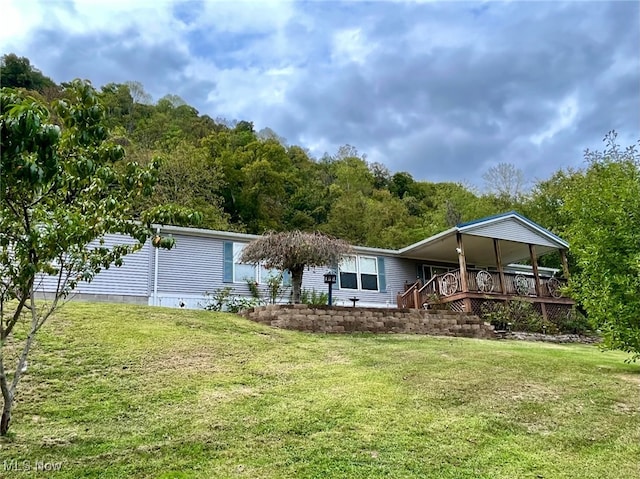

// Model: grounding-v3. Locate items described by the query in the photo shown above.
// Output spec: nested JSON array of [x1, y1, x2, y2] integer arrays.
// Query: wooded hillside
[[0, 54, 541, 248]]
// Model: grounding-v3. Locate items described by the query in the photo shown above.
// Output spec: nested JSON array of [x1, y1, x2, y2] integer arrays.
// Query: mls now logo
[[3, 459, 63, 472]]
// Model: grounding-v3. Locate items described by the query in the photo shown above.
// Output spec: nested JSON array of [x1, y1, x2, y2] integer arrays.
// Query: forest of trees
[[2, 53, 639, 358], [0, 54, 551, 249]]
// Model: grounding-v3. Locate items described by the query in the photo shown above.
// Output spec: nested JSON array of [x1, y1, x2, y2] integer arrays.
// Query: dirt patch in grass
[[617, 372, 640, 384], [198, 385, 258, 404], [323, 351, 352, 365], [137, 347, 228, 375], [509, 383, 562, 402], [612, 401, 640, 415]]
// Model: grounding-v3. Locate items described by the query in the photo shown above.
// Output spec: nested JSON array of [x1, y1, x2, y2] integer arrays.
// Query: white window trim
[[232, 242, 285, 285], [339, 254, 379, 292]]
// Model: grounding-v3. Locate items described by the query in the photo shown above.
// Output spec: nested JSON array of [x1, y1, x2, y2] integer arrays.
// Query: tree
[[389, 172, 415, 199], [0, 53, 56, 92], [138, 141, 231, 230], [0, 80, 200, 435], [369, 162, 391, 189], [482, 162, 526, 200], [563, 132, 640, 360], [240, 231, 352, 304], [125, 80, 152, 105]]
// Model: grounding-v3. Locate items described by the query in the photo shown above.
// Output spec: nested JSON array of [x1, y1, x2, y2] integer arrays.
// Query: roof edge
[[457, 211, 569, 249]]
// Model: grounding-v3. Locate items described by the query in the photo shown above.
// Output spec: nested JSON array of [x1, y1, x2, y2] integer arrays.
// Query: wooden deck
[[397, 269, 574, 320]]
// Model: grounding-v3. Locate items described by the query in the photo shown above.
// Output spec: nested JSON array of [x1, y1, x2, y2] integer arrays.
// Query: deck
[[397, 268, 574, 320]]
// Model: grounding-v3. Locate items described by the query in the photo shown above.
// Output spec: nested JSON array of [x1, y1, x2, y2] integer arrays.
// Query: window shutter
[[377, 257, 387, 292], [282, 269, 292, 286], [223, 241, 233, 283]]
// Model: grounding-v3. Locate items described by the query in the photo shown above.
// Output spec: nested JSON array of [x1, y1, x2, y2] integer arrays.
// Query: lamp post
[[323, 270, 337, 306]]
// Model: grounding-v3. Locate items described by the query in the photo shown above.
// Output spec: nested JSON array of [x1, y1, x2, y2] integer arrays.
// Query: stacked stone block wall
[[242, 305, 495, 339]]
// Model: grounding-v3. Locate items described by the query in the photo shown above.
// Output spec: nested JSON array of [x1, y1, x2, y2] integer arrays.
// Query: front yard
[[1, 302, 638, 478]]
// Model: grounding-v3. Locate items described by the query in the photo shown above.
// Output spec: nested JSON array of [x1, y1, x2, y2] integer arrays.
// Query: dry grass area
[[0, 301, 638, 478]]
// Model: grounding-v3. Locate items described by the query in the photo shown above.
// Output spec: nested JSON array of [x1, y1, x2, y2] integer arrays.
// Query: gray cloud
[[1, 0, 637, 188]]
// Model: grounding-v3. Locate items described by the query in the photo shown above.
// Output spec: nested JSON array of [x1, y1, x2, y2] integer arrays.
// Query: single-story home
[[35, 211, 574, 320]]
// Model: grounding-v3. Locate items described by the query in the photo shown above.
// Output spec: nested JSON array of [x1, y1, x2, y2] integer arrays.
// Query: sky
[[1, 0, 639, 187]]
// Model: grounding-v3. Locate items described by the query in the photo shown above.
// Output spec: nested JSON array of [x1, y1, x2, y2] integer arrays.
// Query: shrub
[[264, 273, 288, 304], [481, 300, 548, 333], [555, 308, 592, 335], [202, 287, 233, 311], [202, 287, 262, 313], [300, 289, 329, 306]]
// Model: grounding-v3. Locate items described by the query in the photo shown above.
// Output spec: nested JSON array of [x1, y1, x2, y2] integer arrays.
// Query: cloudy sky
[[1, 0, 638, 187]]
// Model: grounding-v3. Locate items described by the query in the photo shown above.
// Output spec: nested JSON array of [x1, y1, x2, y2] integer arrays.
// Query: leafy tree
[[99, 82, 135, 132], [0, 81, 200, 435], [521, 169, 581, 270], [0, 53, 56, 92], [419, 182, 494, 236], [240, 231, 352, 304], [137, 141, 231, 230], [389, 172, 416, 199], [323, 191, 371, 245], [523, 169, 579, 239], [563, 132, 640, 360], [237, 139, 299, 232]]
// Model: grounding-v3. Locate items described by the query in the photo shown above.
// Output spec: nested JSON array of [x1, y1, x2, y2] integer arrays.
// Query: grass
[[0, 302, 638, 478]]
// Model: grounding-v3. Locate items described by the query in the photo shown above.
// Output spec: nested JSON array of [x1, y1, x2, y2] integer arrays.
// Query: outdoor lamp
[[323, 271, 337, 306]]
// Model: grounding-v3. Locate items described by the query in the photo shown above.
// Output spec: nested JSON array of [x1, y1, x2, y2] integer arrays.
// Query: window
[[233, 243, 256, 282], [359, 256, 378, 290], [260, 265, 283, 284], [423, 265, 455, 280], [339, 255, 379, 291], [339, 256, 358, 289], [224, 241, 290, 286]]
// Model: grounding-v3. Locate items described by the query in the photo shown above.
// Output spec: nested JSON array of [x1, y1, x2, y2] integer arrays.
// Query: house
[[36, 211, 574, 320]]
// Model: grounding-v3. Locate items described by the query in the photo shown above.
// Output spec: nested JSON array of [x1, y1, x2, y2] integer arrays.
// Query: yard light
[[323, 270, 337, 306]]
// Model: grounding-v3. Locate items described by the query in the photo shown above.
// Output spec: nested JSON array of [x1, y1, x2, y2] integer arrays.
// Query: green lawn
[[1, 302, 638, 478]]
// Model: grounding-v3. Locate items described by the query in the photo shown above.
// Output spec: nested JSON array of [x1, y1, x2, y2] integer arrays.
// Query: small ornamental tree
[[563, 132, 640, 361], [0, 81, 201, 435], [240, 231, 353, 304]]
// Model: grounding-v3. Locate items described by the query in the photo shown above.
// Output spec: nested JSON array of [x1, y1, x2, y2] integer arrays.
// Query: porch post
[[457, 232, 472, 312], [493, 238, 507, 294], [528, 244, 542, 297], [529, 244, 548, 321], [560, 249, 570, 278]]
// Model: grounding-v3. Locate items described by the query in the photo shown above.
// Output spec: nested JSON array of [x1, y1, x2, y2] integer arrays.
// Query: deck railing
[[396, 279, 422, 309], [397, 269, 568, 309], [433, 268, 567, 299]]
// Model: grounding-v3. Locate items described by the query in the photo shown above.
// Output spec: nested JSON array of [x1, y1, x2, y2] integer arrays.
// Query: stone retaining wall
[[241, 304, 495, 339], [499, 331, 601, 344]]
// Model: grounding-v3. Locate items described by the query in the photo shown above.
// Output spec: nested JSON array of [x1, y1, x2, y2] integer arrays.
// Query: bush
[[202, 287, 262, 313], [225, 296, 262, 313], [481, 300, 549, 333], [555, 308, 592, 335], [202, 287, 233, 311], [300, 289, 329, 306]]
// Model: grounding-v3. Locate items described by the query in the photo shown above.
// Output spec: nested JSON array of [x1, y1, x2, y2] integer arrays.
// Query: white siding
[[463, 219, 559, 248]]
